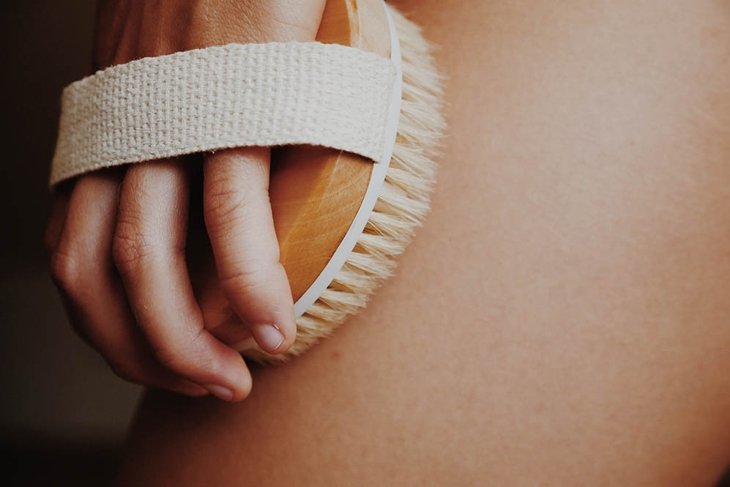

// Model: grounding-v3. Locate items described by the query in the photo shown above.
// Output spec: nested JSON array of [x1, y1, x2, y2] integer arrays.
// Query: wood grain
[[270, 0, 391, 300]]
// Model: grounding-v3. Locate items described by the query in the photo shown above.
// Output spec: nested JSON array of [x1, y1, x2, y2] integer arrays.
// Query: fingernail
[[252, 323, 285, 352], [203, 384, 234, 401]]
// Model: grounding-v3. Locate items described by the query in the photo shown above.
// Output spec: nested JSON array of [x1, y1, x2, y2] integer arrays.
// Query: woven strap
[[50, 42, 397, 186]]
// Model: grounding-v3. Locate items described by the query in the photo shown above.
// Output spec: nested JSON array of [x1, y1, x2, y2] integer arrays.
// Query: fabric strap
[[50, 42, 397, 186]]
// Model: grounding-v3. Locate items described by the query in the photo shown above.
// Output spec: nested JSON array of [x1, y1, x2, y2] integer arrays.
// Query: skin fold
[[97, 0, 730, 484]]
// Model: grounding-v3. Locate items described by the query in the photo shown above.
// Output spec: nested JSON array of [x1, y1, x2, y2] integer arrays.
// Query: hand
[[44, 0, 327, 401]]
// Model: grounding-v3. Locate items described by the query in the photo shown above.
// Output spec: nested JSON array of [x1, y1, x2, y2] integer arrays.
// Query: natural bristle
[[246, 7, 446, 363]]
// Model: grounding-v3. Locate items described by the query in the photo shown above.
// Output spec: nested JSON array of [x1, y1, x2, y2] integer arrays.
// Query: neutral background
[[1, 1, 728, 486], [1, 1, 140, 484]]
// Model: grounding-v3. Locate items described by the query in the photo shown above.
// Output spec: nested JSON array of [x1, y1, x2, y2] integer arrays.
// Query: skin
[[114, 0, 730, 485], [44, 0, 327, 401]]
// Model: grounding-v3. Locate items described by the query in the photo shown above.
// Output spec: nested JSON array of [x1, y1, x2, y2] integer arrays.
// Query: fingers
[[49, 172, 208, 397], [114, 160, 252, 401], [204, 147, 297, 354]]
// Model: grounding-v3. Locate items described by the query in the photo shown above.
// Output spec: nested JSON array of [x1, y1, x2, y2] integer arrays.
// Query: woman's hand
[[44, 0, 326, 401]]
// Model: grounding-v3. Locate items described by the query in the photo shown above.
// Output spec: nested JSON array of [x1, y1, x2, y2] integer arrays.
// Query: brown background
[[0, 1, 139, 484]]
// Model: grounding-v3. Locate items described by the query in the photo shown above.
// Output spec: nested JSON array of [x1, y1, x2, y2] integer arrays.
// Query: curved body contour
[[117, 1, 730, 485]]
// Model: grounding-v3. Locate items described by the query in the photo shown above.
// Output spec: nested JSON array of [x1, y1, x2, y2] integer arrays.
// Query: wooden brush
[[49, 0, 445, 363], [224, 0, 446, 361]]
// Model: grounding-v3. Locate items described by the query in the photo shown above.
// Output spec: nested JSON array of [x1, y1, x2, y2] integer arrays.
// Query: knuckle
[[218, 265, 268, 296], [49, 247, 86, 294], [204, 169, 268, 229], [204, 185, 250, 226], [112, 218, 152, 273], [219, 261, 283, 295]]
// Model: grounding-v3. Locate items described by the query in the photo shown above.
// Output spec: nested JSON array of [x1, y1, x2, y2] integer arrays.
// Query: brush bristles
[[246, 7, 446, 363]]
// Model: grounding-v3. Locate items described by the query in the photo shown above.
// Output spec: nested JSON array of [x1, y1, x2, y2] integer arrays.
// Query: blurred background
[[1, 1, 728, 486], [1, 1, 140, 484]]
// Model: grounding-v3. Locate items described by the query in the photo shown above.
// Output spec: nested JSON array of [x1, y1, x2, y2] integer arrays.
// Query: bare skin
[[45, 0, 327, 401], [113, 0, 730, 485]]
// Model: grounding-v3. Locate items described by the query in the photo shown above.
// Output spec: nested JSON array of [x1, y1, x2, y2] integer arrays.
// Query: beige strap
[[50, 42, 397, 186]]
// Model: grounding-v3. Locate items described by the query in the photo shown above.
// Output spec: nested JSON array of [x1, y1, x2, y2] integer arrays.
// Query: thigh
[[117, 1, 730, 485]]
